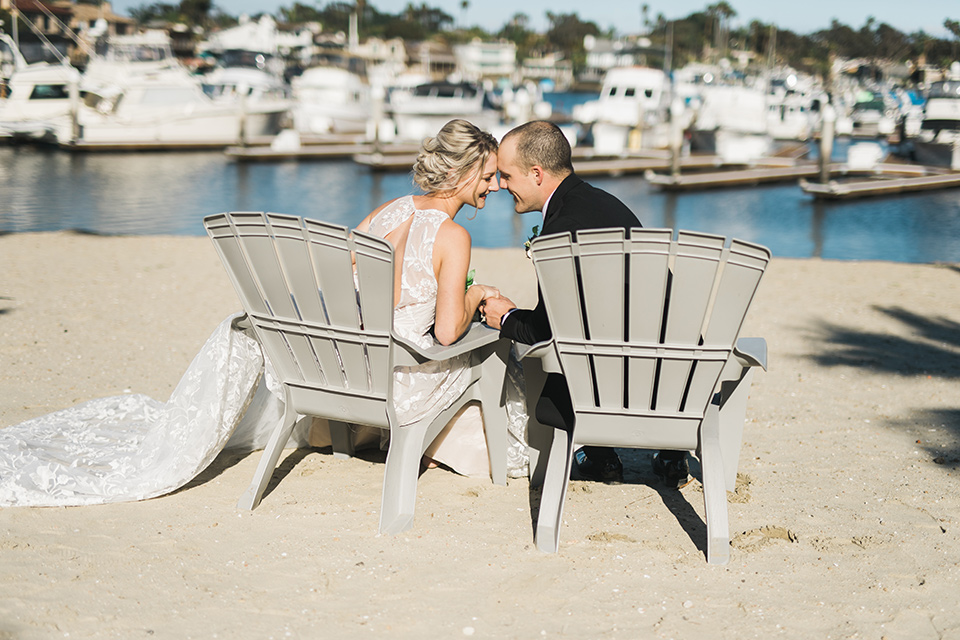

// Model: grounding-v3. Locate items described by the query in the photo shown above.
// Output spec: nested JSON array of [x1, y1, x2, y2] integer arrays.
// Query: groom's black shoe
[[575, 450, 624, 484], [652, 452, 691, 489]]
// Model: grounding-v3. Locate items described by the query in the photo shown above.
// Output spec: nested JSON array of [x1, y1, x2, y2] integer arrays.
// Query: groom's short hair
[[503, 121, 573, 177]]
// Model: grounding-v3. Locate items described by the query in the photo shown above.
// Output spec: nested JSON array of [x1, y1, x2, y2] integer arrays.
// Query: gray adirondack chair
[[204, 212, 510, 535], [520, 227, 769, 564]]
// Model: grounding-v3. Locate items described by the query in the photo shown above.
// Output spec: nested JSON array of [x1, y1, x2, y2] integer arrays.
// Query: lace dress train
[[0, 198, 529, 507]]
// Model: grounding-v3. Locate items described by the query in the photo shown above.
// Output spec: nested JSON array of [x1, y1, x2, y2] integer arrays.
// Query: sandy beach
[[2, 231, 960, 639]]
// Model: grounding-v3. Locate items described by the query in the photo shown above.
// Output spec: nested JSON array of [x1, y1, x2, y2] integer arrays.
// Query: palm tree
[[707, 2, 737, 59], [945, 18, 960, 60]]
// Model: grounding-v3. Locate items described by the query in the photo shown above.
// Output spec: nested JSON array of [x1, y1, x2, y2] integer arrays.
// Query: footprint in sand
[[731, 525, 798, 551], [587, 532, 637, 544]]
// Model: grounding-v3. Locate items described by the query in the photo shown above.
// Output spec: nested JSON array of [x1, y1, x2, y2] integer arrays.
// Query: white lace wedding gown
[[0, 199, 527, 508]]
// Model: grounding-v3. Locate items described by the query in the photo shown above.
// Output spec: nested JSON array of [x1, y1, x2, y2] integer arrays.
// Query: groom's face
[[497, 137, 543, 214]]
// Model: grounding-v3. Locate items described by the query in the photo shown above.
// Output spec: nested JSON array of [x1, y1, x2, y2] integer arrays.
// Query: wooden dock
[[646, 164, 819, 188], [62, 133, 367, 153], [227, 142, 421, 162], [800, 170, 960, 199], [354, 149, 802, 175], [646, 162, 932, 190]]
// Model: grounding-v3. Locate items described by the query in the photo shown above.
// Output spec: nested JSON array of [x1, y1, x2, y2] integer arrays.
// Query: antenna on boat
[[1, 0, 19, 57], [9, 0, 95, 65]]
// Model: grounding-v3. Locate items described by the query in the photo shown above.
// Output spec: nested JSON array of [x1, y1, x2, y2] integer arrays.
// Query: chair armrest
[[392, 322, 502, 366], [514, 338, 563, 374], [734, 337, 767, 371]]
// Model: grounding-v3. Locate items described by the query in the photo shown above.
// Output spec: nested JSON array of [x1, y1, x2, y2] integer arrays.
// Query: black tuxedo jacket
[[500, 173, 641, 345], [499, 173, 641, 430]]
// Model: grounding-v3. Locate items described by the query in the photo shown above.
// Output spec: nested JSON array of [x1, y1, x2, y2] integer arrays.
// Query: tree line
[[119, 0, 960, 75]]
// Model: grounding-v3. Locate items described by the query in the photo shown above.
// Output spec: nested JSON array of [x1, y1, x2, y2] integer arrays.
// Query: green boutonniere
[[465, 268, 475, 291], [523, 225, 540, 259]]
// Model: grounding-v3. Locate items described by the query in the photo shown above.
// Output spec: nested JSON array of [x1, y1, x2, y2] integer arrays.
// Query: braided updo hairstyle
[[412, 119, 499, 194]]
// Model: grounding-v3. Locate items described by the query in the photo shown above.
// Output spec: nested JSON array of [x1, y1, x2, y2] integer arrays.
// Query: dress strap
[[369, 196, 416, 237]]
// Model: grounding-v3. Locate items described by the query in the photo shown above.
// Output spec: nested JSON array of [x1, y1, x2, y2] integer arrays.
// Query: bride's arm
[[433, 221, 488, 346]]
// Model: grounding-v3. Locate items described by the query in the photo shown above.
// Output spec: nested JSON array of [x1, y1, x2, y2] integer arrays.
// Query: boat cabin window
[[624, 87, 635, 97], [928, 81, 960, 99], [221, 49, 274, 71], [853, 99, 885, 113], [413, 83, 477, 99], [29, 84, 69, 100]]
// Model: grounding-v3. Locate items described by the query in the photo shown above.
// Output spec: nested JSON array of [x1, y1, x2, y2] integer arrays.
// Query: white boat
[[387, 80, 500, 142], [1, 33, 78, 142], [201, 49, 292, 135], [572, 66, 671, 155], [0, 61, 80, 143], [203, 49, 285, 88], [499, 80, 552, 126], [849, 90, 896, 138], [765, 71, 820, 141], [1, 29, 286, 148], [74, 71, 285, 148], [911, 62, 960, 169], [1, 62, 284, 148], [291, 65, 371, 135], [81, 31, 183, 99], [689, 83, 772, 162]]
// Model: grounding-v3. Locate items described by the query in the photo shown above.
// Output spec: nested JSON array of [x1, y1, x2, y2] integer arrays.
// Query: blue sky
[[110, 0, 957, 38]]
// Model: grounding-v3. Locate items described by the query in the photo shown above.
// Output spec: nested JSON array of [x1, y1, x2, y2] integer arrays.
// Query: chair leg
[[535, 427, 575, 553], [522, 357, 550, 488], [237, 401, 299, 510], [379, 421, 428, 535], [328, 420, 355, 460], [480, 341, 510, 486], [700, 404, 730, 565], [717, 368, 756, 492]]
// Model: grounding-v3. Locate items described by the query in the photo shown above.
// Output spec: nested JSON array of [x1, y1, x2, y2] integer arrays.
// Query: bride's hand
[[472, 284, 500, 300]]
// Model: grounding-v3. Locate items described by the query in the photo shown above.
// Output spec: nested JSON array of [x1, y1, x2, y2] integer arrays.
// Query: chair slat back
[[531, 228, 769, 425], [204, 212, 396, 416]]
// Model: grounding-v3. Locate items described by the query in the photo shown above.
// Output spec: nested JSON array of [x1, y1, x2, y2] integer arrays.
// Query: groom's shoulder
[[567, 176, 636, 216]]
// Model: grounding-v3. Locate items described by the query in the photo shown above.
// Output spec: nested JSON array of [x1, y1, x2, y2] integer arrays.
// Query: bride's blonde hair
[[412, 119, 498, 194]]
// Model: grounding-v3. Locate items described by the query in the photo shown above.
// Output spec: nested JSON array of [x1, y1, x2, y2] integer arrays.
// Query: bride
[[348, 118, 520, 477], [0, 119, 528, 507]]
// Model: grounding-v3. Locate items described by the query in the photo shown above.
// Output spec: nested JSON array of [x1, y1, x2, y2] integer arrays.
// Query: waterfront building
[[520, 52, 573, 91], [404, 40, 456, 81], [453, 38, 516, 83]]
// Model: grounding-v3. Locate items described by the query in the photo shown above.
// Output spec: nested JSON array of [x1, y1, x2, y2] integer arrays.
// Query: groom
[[483, 120, 689, 487]]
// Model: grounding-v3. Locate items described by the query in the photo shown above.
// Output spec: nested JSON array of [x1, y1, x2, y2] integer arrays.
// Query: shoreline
[[2, 232, 960, 638]]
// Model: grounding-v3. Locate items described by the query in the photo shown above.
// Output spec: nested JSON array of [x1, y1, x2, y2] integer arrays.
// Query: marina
[[2, 142, 959, 265], [3, 8, 960, 264]]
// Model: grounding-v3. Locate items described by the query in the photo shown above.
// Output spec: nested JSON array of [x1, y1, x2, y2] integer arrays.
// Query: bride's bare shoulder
[[435, 216, 471, 248]]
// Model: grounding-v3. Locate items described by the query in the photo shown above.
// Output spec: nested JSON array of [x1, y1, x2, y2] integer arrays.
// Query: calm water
[[2, 141, 960, 264]]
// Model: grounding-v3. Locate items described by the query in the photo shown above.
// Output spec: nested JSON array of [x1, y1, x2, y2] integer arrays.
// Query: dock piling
[[819, 103, 836, 183], [669, 98, 684, 178]]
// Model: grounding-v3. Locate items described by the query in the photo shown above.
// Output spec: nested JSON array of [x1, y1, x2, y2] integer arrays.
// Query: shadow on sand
[[809, 304, 960, 463]]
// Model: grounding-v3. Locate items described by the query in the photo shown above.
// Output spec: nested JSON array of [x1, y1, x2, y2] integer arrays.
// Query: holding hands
[[478, 290, 517, 331]]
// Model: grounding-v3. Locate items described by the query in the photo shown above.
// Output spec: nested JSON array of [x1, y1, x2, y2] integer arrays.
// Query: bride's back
[[367, 196, 450, 345]]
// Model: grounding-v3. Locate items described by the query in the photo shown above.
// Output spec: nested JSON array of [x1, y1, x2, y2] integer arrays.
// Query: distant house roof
[[9, 0, 72, 16], [69, 2, 136, 27]]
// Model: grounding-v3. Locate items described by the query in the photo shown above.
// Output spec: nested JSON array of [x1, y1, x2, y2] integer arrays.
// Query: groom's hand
[[481, 295, 517, 330]]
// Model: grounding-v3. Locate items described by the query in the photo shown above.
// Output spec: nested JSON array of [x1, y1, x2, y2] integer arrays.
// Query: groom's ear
[[531, 165, 544, 185]]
